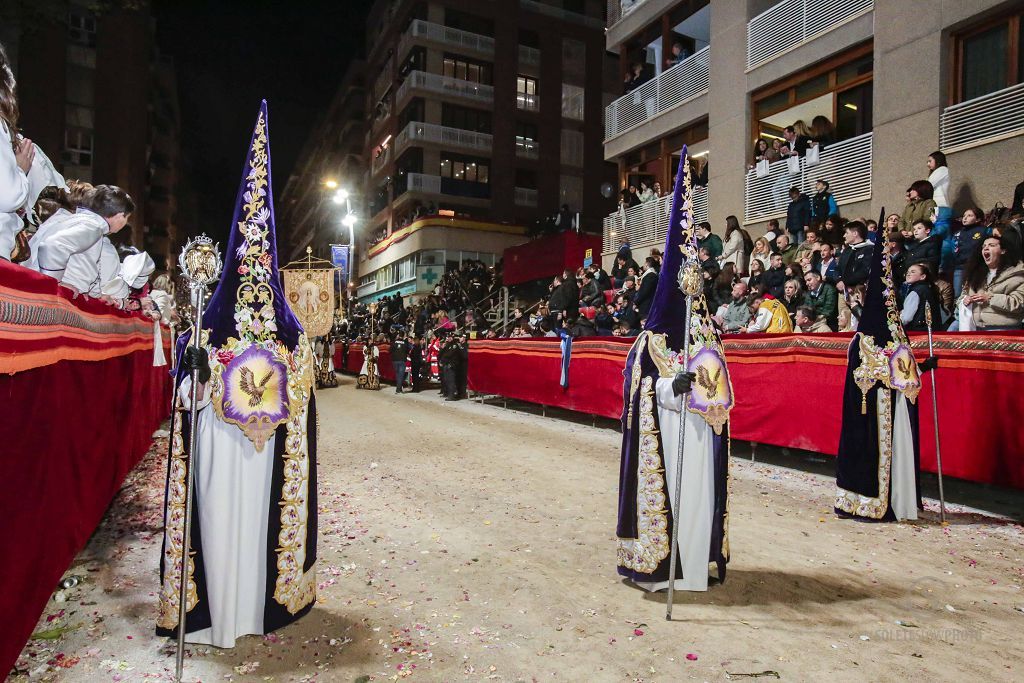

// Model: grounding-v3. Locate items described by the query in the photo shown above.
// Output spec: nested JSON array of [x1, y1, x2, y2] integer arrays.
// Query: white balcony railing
[[940, 82, 1024, 154], [514, 187, 538, 207], [406, 172, 443, 194], [516, 138, 539, 159], [601, 187, 710, 256], [747, 0, 873, 70], [517, 92, 540, 112], [604, 47, 709, 140], [397, 19, 495, 60], [394, 121, 493, 158], [396, 70, 494, 106], [743, 132, 872, 224], [606, 0, 651, 28], [519, 45, 540, 67]]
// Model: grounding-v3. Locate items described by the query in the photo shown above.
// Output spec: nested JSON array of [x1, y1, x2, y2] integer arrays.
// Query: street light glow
[[333, 188, 349, 204], [324, 178, 338, 189], [342, 213, 357, 228]]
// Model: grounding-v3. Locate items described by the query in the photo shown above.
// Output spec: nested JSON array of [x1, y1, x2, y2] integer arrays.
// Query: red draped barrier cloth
[[0, 261, 172, 675], [335, 343, 396, 381], [467, 333, 1024, 490]]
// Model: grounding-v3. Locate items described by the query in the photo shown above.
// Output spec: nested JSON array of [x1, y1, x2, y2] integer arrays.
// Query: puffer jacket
[[967, 264, 1024, 329]]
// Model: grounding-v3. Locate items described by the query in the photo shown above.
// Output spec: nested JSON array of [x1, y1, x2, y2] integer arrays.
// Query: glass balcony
[[514, 187, 538, 207]]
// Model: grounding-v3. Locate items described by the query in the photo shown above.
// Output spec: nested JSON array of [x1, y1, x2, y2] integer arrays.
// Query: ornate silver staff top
[[677, 258, 703, 298], [178, 234, 222, 290]]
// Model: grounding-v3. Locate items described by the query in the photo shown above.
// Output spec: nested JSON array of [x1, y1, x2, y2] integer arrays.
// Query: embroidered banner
[[0, 260, 161, 374], [282, 268, 334, 337]]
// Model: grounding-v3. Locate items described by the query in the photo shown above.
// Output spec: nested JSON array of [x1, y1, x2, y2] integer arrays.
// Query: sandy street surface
[[11, 374, 1024, 682]]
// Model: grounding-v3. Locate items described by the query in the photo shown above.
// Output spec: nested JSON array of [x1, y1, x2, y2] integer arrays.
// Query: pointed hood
[[643, 147, 698, 348], [856, 209, 896, 346], [203, 100, 303, 352]]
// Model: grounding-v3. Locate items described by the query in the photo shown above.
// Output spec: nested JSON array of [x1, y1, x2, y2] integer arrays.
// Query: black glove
[[918, 356, 939, 374], [183, 346, 211, 384], [671, 371, 696, 396]]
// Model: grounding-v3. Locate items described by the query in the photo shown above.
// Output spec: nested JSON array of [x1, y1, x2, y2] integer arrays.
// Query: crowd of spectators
[[1, 42, 172, 326]]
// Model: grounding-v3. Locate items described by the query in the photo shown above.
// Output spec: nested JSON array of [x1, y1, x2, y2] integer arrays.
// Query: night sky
[[152, 0, 373, 243]]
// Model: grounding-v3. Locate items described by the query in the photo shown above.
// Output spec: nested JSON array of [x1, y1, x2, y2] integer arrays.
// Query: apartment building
[[2, 1, 189, 271], [279, 61, 368, 263], [356, 0, 618, 303], [601, 0, 1024, 265]]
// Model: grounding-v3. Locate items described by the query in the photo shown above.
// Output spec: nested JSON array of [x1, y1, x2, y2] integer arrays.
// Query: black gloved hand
[[918, 356, 939, 373], [671, 371, 696, 396], [183, 346, 211, 384]]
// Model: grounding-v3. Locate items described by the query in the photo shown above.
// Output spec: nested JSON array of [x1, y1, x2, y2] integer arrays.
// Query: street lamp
[[324, 178, 338, 189]]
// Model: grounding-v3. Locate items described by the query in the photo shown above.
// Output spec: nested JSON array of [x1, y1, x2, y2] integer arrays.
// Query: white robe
[[34, 208, 109, 283], [178, 377, 274, 648], [359, 345, 379, 375], [889, 392, 917, 521], [25, 208, 73, 272], [633, 378, 716, 592]]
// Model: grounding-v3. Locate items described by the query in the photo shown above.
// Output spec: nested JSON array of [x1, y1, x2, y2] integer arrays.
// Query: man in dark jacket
[[579, 271, 604, 309], [455, 332, 469, 399], [567, 316, 597, 337], [632, 257, 659, 317], [547, 270, 580, 320], [589, 263, 612, 292], [836, 221, 873, 293], [763, 252, 787, 298], [408, 335, 424, 392], [803, 270, 838, 331], [439, 335, 460, 400], [696, 221, 723, 259], [905, 219, 942, 277], [785, 187, 811, 244], [390, 334, 409, 394]]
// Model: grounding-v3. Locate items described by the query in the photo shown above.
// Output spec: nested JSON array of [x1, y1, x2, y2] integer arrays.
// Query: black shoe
[[396, 388, 403, 393]]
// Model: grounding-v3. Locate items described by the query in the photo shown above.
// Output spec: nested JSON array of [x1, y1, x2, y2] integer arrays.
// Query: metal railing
[[940, 82, 1024, 154], [517, 92, 540, 112], [372, 61, 394, 103], [747, 0, 873, 70], [606, 0, 651, 28], [407, 172, 443, 194], [562, 84, 585, 121], [604, 47, 710, 140], [396, 70, 495, 106], [394, 121, 494, 158], [743, 132, 872, 224], [519, 45, 540, 67], [601, 187, 710, 256], [516, 139, 539, 159], [396, 19, 495, 60], [514, 187, 538, 207]]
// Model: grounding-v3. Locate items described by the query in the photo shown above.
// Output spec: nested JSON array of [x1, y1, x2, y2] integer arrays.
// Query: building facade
[[601, 0, 1024, 265], [356, 0, 619, 303], [2, 0, 189, 271], [279, 61, 368, 263]]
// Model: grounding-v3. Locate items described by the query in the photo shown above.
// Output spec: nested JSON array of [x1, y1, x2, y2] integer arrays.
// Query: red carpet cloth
[[502, 232, 603, 286], [0, 261, 172, 676], [467, 334, 1024, 490]]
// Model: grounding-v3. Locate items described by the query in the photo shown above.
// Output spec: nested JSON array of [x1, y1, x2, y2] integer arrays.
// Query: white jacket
[[0, 122, 30, 260], [929, 166, 950, 208], [35, 208, 109, 285]]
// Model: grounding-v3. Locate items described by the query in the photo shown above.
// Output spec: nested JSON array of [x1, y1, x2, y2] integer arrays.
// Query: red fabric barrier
[[468, 333, 1024, 490], [502, 232, 603, 286], [0, 261, 173, 675], [335, 343, 396, 381]]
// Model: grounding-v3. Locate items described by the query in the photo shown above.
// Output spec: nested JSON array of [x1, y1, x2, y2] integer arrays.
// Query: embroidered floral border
[[157, 416, 199, 629], [835, 389, 893, 519], [617, 376, 671, 574]]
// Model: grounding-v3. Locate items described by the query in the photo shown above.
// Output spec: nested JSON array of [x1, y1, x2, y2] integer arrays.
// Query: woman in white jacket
[[0, 43, 34, 261], [719, 215, 748, 275], [928, 151, 953, 273]]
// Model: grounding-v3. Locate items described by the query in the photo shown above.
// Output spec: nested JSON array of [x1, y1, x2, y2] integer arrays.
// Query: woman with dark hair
[[927, 151, 953, 272], [899, 263, 942, 331], [746, 258, 765, 291], [811, 115, 835, 149], [899, 180, 937, 235], [0, 41, 35, 262], [960, 231, 1024, 330], [952, 206, 987, 295], [751, 138, 775, 166], [720, 214, 748, 274]]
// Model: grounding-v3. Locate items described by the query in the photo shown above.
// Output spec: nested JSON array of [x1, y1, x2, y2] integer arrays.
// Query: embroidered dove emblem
[[239, 366, 273, 407], [696, 365, 721, 397]]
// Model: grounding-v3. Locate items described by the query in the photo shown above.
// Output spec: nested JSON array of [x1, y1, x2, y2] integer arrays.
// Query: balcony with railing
[[743, 132, 872, 224], [514, 187, 538, 207], [403, 172, 492, 202], [371, 145, 391, 176], [518, 45, 540, 67], [940, 82, 1024, 154], [394, 121, 493, 158], [601, 187, 709, 256], [406, 172, 443, 195], [395, 70, 494, 107], [396, 19, 495, 60], [517, 92, 540, 112], [746, 0, 873, 71], [604, 47, 709, 141], [516, 138, 539, 160]]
